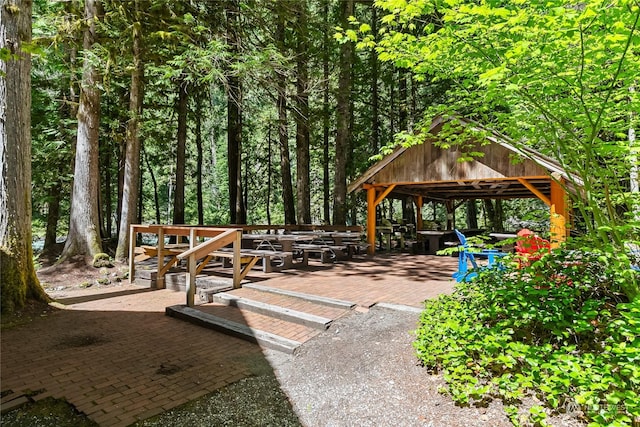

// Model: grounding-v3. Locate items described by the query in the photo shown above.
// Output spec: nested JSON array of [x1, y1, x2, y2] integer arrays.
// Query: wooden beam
[[517, 178, 551, 206], [374, 184, 396, 206], [550, 174, 569, 248], [367, 186, 376, 255]]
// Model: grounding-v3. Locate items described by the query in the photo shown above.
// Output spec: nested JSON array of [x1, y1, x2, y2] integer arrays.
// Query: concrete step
[[224, 286, 352, 324], [211, 293, 333, 330], [166, 305, 302, 354], [166, 303, 324, 354], [242, 283, 356, 310]]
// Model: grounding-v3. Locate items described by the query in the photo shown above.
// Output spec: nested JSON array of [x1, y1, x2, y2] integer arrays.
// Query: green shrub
[[415, 244, 640, 426]]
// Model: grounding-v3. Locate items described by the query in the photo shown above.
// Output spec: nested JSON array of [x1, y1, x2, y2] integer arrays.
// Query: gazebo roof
[[348, 115, 579, 202]]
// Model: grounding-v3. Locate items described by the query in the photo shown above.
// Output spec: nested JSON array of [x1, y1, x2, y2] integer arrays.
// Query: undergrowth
[[415, 244, 640, 426]]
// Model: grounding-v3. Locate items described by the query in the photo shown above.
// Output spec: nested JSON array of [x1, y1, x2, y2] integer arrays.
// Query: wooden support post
[[415, 196, 423, 231], [128, 225, 136, 284], [186, 254, 195, 307], [367, 186, 376, 255], [156, 227, 165, 289], [550, 174, 568, 248], [185, 227, 197, 306], [233, 230, 242, 288]]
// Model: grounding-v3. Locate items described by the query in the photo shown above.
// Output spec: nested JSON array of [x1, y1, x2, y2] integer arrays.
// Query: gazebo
[[348, 115, 579, 255]]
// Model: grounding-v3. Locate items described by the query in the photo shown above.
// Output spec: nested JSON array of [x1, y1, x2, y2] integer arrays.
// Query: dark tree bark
[[398, 70, 408, 131], [116, 10, 144, 260], [495, 199, 505, 232], [226, 0, 246, 224], [370, 4, 379, 154], [44, 183, 61, 249], [60, 0, 104, 261], [116, 129, 124, 235], [173, 80, 188, 225], [333, 0, 354, 226], [143, 144, 161, 224], [195, 95, 204, 225], [322, 0, 331, 224], [1, 0, 50, 312], [276, 11, 296, 225], [103, 142, 113, 237], [137, 155, 143, 224], [466, 200, 478, 230], [483, 200, 504, 232], [266, 124, 272, 225], [294, 0, 311, 224]]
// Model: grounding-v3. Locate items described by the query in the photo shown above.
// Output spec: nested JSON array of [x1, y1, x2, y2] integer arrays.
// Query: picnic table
[[416, 230, 456, 254], [243, 233, 314, 252]]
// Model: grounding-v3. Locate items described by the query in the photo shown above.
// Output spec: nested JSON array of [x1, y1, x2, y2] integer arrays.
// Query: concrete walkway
[[1, 254, 457, 426]]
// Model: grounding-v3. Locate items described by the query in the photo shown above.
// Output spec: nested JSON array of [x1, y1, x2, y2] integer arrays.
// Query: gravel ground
[[5, 304, 584, 426], [266, 306, 512, 427], [139, 306, 513, 427]]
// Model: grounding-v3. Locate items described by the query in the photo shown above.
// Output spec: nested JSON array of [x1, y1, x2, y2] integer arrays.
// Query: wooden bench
[[136, 244, 189, 261], [294, 244, 340, 263], [214, 248, 296, 273]]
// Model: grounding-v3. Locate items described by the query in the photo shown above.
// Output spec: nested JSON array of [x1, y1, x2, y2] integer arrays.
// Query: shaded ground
[[2, 254, 583, 426]]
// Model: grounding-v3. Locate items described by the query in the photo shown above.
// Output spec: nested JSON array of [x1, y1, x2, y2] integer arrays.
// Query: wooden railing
[[176, 229, 242, 307], [128, 225, 243, 307]]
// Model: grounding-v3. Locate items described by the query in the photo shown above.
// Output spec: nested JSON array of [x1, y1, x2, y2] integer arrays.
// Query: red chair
[[515, 229, 550, 267]]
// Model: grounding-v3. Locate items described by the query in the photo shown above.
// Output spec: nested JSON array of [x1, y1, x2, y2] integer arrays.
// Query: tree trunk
[[44, 184, 61, 250], [495, 199, 504, 232], [322, 0, 331, 224], [483, 200, 504, 232], [103, 142, 112, 238], [60, 0, 104, 261], [143, 144, 161, 224], [137, 156, 143, 224], [296, 3, 310, 219], [195, 96, 204, 225], [173, 81, 188, 225], [267, 124, 272, 225], [466, 200, 478, 230], [333, 0, 354, 226], [276, 12, 296, 225], [370, 5, 379, 154], [389, 66, 396, 137], [116, 134, 124, 235], [295, 0, 311, 225], [226, 0, 245, 224], [398, 70, 408, 131], [0, 0, 49, 312], [116, 12, 144, 260]]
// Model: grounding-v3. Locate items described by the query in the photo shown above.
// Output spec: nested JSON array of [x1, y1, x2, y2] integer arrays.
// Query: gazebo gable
[[369, 138, 549, 185], [350, 115, 554, 190]]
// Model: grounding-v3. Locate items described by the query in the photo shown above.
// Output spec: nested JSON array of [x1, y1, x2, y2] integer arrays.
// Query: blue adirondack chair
[[452, 229, 507, 282]]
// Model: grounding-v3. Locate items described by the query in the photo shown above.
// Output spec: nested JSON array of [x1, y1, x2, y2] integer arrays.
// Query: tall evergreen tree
[[116, 1, 144, 260], [60, 0, 104, 260], [333, 0, 354, 225], [295, 0, 311, 224], [1, 0, 49, 312]]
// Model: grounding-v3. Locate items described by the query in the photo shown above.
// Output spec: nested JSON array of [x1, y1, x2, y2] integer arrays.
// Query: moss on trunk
[[1, 248, 50, 314]]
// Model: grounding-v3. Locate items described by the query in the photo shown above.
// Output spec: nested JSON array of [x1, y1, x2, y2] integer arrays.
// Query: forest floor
[[1, 249, 584, 427]]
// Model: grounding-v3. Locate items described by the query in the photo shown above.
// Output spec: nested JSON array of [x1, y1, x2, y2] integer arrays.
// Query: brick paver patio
[[1, 253, 458, 426]]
